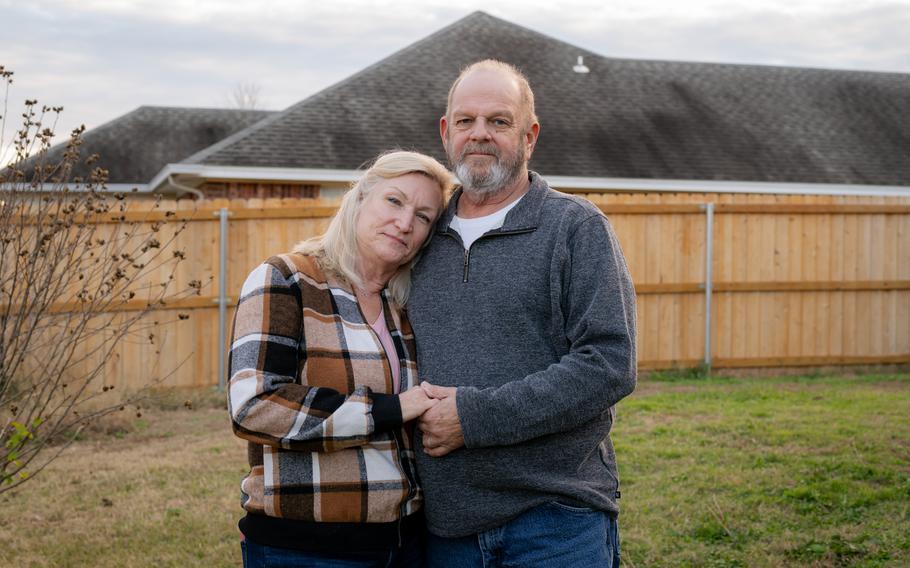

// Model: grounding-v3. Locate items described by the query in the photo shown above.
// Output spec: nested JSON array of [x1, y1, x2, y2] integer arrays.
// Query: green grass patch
[[617, 373, 910, 567]]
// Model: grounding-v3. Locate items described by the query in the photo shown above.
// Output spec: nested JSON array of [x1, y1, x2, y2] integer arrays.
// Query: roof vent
[[573, 56, 590, 74]]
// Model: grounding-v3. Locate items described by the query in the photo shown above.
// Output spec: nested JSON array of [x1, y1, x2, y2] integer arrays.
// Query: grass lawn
[[1, 373, 908, 567], [619, 373, 910, 567]]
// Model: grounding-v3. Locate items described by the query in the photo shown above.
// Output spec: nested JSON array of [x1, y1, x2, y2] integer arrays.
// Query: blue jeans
[[426, 502, 620, 568], [241, 535, 424, 568]]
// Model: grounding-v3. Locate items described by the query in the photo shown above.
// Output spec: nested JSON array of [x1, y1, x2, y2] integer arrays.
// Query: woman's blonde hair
[[294, 150, 452, 307]]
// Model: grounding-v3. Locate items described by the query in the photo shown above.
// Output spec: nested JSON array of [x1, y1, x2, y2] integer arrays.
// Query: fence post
[[703, 202, 715, 370], [215, 208, 231, 390]]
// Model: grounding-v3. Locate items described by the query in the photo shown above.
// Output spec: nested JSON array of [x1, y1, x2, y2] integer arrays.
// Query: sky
[[2, 0, 909, 154]]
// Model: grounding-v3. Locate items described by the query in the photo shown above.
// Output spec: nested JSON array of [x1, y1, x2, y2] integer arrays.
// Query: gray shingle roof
[[35, 106, 274, 184], [188, 11, 910, 186]]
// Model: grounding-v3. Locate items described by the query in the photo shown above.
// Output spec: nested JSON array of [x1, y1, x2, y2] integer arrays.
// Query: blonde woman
[[228, 151, 452, 567]]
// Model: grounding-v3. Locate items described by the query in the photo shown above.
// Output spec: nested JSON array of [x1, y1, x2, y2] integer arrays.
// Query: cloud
[[2, 2, 477, 142], [534, 2, 910, 73]]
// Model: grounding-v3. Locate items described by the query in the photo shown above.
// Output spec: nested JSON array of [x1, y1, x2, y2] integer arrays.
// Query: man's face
[[441, 69, 539, 197]]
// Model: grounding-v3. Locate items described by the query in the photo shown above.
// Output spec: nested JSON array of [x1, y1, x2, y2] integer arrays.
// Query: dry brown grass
[[0, 404, 246, 567]]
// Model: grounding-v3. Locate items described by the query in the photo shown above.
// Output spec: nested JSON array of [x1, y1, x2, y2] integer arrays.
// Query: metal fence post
[[215, 208, 231, 390], [703, 202, 715, 370]]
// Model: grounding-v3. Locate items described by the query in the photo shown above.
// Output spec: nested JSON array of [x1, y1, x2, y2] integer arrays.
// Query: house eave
[[147, 164, 910, 197], [546, 176, 910, 197], [149, 164, 360, 194]]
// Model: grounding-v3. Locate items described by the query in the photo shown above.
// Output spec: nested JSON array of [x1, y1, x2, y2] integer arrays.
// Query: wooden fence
[[85, 192, 909, 390]]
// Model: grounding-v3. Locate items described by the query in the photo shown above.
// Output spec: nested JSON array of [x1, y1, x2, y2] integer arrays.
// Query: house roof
[[184, 11, 910, 187], [32, 106, 274, 185]]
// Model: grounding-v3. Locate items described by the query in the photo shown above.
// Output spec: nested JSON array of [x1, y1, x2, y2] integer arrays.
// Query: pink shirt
[[370, 309, 401, 393]]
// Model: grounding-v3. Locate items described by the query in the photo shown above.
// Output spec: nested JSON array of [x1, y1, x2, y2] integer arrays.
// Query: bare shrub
[[0, 65, 202, 492]]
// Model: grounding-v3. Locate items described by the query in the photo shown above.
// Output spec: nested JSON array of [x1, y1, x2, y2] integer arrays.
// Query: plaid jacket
[[228, 253, 422, 523]]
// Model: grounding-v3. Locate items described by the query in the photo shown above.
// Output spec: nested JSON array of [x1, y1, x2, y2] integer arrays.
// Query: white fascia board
[[545, 175, 910, 197], [198, 165, 361, 183], [149, 164, 360, 192], [147, 165, 910, 197], [148, 163, 205, 192]]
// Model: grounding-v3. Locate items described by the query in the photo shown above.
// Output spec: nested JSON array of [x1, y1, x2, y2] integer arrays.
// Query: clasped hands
[[398, 382, 464, 457]]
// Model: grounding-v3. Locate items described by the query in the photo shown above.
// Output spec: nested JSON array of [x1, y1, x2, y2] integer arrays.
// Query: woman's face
[[355, 173, 443, 273]]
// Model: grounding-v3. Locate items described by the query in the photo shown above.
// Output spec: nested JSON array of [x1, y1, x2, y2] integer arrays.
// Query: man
[[409, 59, 637, 567]]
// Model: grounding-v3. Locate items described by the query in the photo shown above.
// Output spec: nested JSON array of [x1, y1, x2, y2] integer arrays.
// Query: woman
[[228, 150, 452, 567]]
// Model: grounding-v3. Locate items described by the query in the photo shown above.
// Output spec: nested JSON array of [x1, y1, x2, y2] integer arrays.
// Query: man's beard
[[448, 140, 525, 199]]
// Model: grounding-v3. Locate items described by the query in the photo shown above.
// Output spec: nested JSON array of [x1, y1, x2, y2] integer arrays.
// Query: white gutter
[[545, 175, 910, 197], [147, 164, 910, 198], [147, 163, 205, 193], [148, 163, 360, 193], [167, 174, 204, 199]]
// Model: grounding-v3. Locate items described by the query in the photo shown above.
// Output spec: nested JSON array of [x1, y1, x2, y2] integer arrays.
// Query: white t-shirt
[[449, 196, 523, 250]]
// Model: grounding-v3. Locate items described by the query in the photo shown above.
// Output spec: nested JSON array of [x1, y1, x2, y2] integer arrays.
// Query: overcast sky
[[2, 0, 909, 152]]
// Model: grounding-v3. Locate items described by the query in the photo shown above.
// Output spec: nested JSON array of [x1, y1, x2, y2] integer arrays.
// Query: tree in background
[[0, 65, 202, 493], [229, 81, 262, 110]]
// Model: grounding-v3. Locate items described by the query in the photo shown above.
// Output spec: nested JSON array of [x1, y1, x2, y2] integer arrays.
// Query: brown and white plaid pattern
[[228, 253, 422, 523]]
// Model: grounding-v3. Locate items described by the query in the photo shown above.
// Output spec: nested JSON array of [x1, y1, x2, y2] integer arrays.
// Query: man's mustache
[[458, 143, 501, 161]]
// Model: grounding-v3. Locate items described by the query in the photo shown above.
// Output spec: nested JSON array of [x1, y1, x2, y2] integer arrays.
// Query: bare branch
[[1, 66, 201, 493], [228, 81, 261, 110]]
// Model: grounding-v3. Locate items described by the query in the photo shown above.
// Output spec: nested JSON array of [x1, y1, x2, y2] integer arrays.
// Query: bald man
[[410, 60, 637, 567]]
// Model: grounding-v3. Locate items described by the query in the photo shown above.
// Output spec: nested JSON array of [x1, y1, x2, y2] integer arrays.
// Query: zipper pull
[[462, 249, 470, 283]]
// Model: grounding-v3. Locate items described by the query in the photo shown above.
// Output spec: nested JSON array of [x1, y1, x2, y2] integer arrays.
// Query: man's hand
[[418, 383, 465, 457]]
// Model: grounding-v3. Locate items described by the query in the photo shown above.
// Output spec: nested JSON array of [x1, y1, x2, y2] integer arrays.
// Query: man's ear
[[439, 115, 449, 148], [525, 122, 540, 158]]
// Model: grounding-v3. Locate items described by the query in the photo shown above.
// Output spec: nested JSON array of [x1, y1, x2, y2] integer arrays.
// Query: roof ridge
[[468, 13, 910, 77], [38, 106, 275, 160], [134, 105, 277, 113], [465, 12, 910, 77], [585, 54, 910, 76], [182, 10, 499, 165], [36, 105, 147, 159]]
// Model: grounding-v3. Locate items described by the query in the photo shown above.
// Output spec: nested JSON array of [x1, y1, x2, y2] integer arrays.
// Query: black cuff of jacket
[[371, 393, 403, 433]]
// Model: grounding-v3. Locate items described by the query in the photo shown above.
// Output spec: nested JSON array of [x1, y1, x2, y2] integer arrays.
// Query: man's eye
[[456, 118, 472, 127], [493, 119, 510, 127]]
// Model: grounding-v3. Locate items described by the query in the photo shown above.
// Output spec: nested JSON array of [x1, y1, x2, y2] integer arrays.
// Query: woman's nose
[[395, 212, 414, 233]]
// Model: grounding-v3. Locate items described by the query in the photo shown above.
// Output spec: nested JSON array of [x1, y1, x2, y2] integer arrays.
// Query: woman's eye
[[387, 197, 402, 205], [417, 214, 431, 223]]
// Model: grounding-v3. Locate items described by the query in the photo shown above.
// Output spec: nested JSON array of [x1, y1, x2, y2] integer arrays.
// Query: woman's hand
[[399, 384, 439, 422]]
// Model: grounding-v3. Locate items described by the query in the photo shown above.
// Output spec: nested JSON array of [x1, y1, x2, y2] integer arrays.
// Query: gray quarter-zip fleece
[[409, 172, 637, 538]]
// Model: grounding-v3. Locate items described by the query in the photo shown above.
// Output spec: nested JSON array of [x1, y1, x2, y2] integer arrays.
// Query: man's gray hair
[[445, 60, 538, 129]]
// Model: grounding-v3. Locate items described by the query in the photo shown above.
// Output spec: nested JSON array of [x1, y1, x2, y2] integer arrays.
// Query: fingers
[[419, 396, 440, 416], [418, 408, 465, 457], [420, 432, 453, 456], [421, 382, 456, 399], [400, 386, 437, 422], [424, 444, 453, 458]]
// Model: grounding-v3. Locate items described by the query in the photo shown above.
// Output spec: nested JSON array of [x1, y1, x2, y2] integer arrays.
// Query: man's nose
[[468, 118, 492, 140]]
